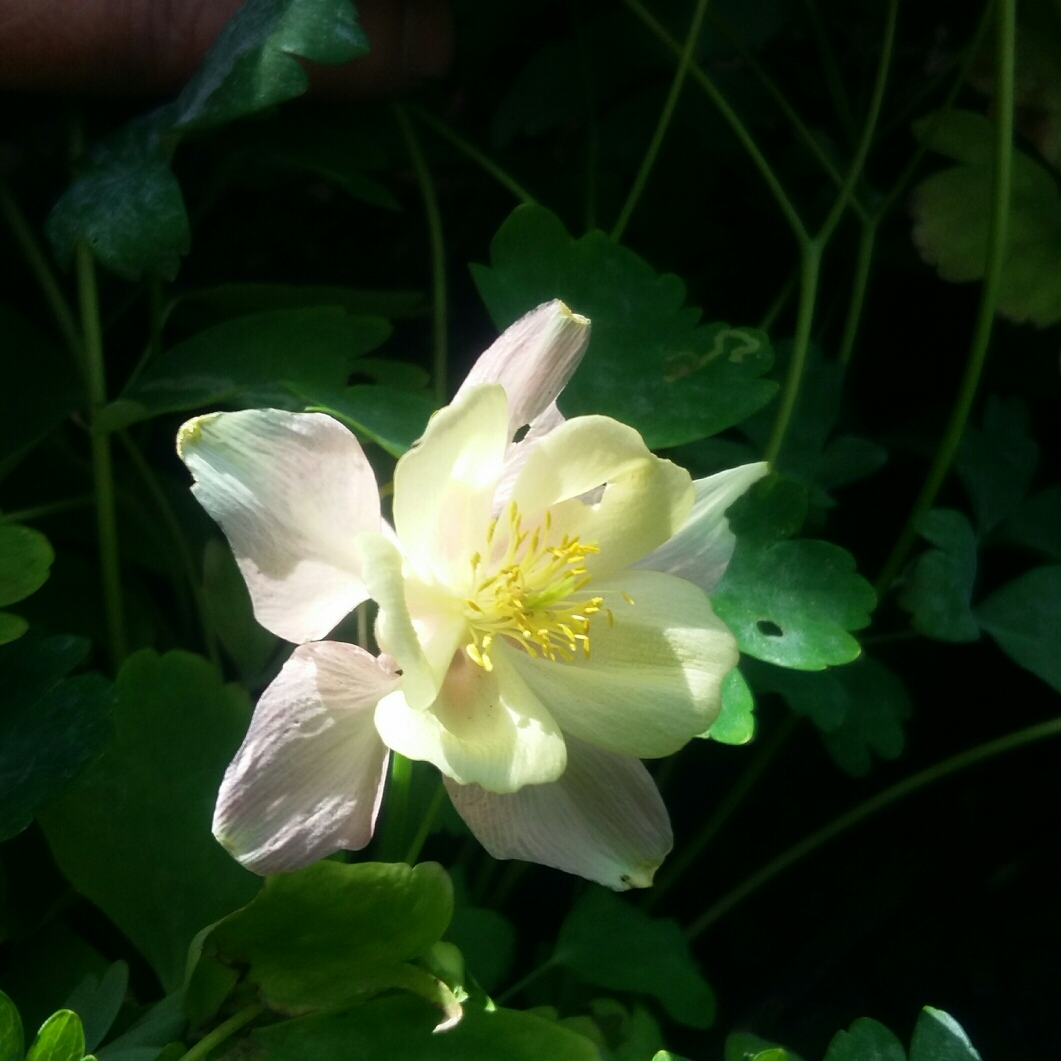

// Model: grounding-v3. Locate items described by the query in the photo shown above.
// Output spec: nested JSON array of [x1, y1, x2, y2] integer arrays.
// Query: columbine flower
[[178, 301, 766, 889]]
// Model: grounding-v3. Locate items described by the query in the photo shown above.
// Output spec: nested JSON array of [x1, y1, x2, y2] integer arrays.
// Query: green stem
[[837, 218, 878, 365], [496, 957, 559, 1005], [77, 241, 127, 669], [117, 430, 220, 668], [393, 103, 448, 405], [645, 714, 799, 910], [182, 1002, 264, 1061], [410, 106, 538, 206], [403, 780, 446, 865], [763, 242, 820, 463], [757, 267, 799, 333], [611, 0, 711, 241], [875, 0, 1015, 598], [619, 0, 809, 245], [686, 713, 1061, 939], [381, 752, 413, 862], [1, 496, 94, 523], [0, 179, 84, 371], [802, 0, 856, 143]]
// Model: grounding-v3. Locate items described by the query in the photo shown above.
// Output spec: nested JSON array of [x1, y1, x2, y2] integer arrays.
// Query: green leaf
[[909, 1007, 981, 1061], [171, 0, 368, 132], [712, 476, 876, 669], [202, 539, 277, 681], [0, 990, 23, 1061], [554, 887, 715, 1029], [167, 284, 424, 333], [37, 650, 261, 992], [0, 523, 54, 645], [975, 565, 1061, 692], [249, 992, 600, 1061], [63, 962, 128, 1053], [95, 992, 185, 1060], [0, 635, 113, 841], [704, 667, 756, 744], [653, 1052, 693, 1061], [1003, 484, 1061, 559], [955, 395, 1038, 532], [188, 861, 454, 1018], [823, 1017, 906, 1061], [25, 1010, 84, 1061], [746, 657, 911, 777], [46, 109, 190, 282], [898, 509, 980, 643], [471, 205, 777, 449], [911, 109, 1061, 326], [725, 1032, 802, 1061], [300, 385, 437, 457], [0, 308, 80, 474], [444, 893, 516, 994], [99, 308, 391, 431]]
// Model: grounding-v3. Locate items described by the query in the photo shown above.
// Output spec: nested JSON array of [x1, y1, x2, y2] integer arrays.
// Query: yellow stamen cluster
[[464, 501, 611, 670]]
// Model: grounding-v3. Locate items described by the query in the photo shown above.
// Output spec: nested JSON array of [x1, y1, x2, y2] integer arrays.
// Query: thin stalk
[[686, 714, 1061, 939], [393, 103, 448, 405], [875, 0, 1015, 597], [611, 0, 711, 241], [757, 268, 799, 332], [496, 957, 560, 1005], [117, 431, 220, 668], [181, 1002, 264, 1061], [410, 106, 537, 206], [1, 496, 93, 523], [837, 218, 878, 365], [403, 780, 446, 865], [645, 714, 799, 910], [77, 241, 127, 669], [763, 243, 820, 464], [0, 179, 84, 370], [381, 752, 413, 862], [619, 0, 809, 245], [802, 0, 856, 143]]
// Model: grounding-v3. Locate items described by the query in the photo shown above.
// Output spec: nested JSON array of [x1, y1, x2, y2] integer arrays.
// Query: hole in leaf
[[513, 424, 531, 442], [757, 619, 784, 638]]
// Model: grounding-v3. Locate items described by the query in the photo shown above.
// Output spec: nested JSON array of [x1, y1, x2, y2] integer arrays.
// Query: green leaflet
[[976, 564, 1061, 693], [0, 523, 54, 645], [0, 635, 113, 841], [471, 205, 777, 449], [898, 509, 980, 643], [37, 650, 261, 992], [300, 385, 438, 458], [909, 1007, 982, 1061], [249, 992, 600, 1061], [45, 0, 368, 281], [711, 476, 875, 669], [823, 1017, 906, 1061], [0, 991, 22, 1061], [910, 109, 1061, 327], [554, 888, 715, 1029], [25, 1010, 85, 1061], [704, 667, 756, 745], [1003, 484, 1061, 560], [186, 861, 456, 1023]]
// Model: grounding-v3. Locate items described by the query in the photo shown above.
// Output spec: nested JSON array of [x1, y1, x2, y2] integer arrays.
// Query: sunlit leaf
[[909, 1006, 981, 1061], [0, 635, 112, 841], [471, 205, 777, 449], [911, 109, 1061, 327], [898, 509, 980, 642], [187, 861, 455, 1021], [555, 887, 715, 1029], [712, 476, 875, 669], [249, 992, 599, 1060], [38, 650, 261, 992], [25, 1009, 84, 1061], [704, 667, 756, 744], [976, 565, 1061, 692]]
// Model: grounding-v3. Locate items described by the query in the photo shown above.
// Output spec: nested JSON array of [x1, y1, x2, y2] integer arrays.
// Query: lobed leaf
[[704, 667, 756, 745], [25, 1010, 84, 1061], [471, 205, 777, 449], [0, 524, 54, 645], [909, 1007, 981, 1061], [37, 650, 261, 992]]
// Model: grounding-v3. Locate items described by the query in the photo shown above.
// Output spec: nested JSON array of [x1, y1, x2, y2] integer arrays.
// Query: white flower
[[178, 301, 767, 889]]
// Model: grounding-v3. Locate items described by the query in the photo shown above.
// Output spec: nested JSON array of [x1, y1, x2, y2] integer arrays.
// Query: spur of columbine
[[177, 300, 767, 889]]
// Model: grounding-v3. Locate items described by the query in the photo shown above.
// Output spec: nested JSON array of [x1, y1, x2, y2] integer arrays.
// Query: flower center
[[463, 501, 610, 671]]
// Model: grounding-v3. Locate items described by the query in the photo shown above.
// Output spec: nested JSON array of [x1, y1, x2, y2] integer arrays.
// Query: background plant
[[2, 0, 1059, 1058]]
